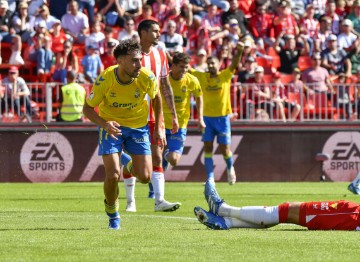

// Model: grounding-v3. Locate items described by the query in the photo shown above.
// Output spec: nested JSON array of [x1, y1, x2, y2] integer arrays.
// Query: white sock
[[224, 217, 271, 229], [151, 171, 165, 204], [219, 203, 279, 226], [351, 171, 360, 186], [123, 177, 136, 203]]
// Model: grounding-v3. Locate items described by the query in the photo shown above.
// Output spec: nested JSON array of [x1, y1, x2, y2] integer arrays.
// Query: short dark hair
[[66, 70, 77, 81], [172, 52, 191, 65], [138, 19, 159, 37], [113, 39, 141, 59]]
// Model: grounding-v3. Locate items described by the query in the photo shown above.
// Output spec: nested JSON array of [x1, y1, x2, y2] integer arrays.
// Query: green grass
[[1, 182, 360, 262]]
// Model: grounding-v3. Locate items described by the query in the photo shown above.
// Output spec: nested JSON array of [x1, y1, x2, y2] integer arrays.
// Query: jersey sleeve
[[160, 50, 169, 78], [190, 75, 202, 98], [85, 71, 108, 107]]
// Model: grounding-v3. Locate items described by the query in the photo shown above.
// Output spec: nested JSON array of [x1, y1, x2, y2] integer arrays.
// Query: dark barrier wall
[[0, 128, 359, 182]]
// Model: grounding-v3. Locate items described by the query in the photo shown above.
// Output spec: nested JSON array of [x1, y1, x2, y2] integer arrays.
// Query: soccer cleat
[[162, 149, 170, 171], [204, 180, 224, 215], [348, 183, 360, 195], [125, 201, 136, 212], [106, 212, 121, 230], [194, 206, 228, 230], [155, 200, 181, 212], [227, 166, 236, 185]]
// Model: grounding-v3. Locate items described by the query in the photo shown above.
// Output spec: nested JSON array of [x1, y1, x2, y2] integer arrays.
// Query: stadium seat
[[280, 74, 293, 84], [298, 56, 312, 71], [306, 93, 336, 119]]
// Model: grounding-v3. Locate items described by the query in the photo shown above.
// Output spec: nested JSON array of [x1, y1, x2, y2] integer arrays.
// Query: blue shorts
[[165, 128, 187, 154], [202, 116, 231, 145], [98, 125, 151, 156]]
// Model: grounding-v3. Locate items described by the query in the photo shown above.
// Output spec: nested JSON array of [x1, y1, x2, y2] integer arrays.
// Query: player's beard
[[125, 67, 141, 78]]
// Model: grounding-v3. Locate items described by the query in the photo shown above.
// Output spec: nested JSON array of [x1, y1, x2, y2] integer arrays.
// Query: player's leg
[[202, 116, 215, 182], [216, 116, 236, 185], [163, 128, 186, 169], [102, 153, 121, 230], [348, 171, 360, 195]]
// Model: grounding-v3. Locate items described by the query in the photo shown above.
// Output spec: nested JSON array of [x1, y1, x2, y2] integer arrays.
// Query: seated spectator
[[85, 21, 105, 51], [202, 4, 223, 45], [0, 1, 13, 43], [299, 4, 318, 56], [333, 72, 352, 119], [57, 70, 86, 122], [313, 15, 332, 53], [337, 19, 358, 52], [288, 67, 315, 96], [100, 40, 117, 69], [50, 20, 67, 54], [115, 0, 143, 21], [347, 0, 360, 34], [217, 44, 232, 71], [335, 0, 348, 20], [81, 44, 103, 83], [1, 66, 32, 122], [28, 0, 47, 17], [221, 0, 248, 35], [93, 12, 106, 31], [237, 56, 256, 83], [77, 0, 95, 25], [275, 34, 309, 75], [160, 20, 184, 56], [9, 35, 24, 65], [193, 48, 208, 72], [53, 40, 79, 84], [302, 52, 334, 94], [11, 1, 32, 43], [248, 3, 275, 50], [225, 19, 242, 47], [244, 66, 278, 120], [324, 0, 340, 35], [273, 1, 299, 39], [118, 16, 138, 41], [348, 39, 360, 75], [99, 26, 119, 55], [31, 4, 59, 33], [321, 34, 351, 76], [61, 0, 89, 44], [272, 71, 301, 121], [291, 0, 305, 20]]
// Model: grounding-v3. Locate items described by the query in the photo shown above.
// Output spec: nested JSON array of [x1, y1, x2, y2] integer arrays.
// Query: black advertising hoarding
[[0, 129, 359, 182]]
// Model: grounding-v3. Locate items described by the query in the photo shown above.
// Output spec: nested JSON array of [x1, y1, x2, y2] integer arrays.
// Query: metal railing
[[1, 82, 359, 123]]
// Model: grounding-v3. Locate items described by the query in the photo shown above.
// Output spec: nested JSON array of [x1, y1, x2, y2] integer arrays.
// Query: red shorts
[[148, 121, 165, 145], [299, 201, 360, 230]]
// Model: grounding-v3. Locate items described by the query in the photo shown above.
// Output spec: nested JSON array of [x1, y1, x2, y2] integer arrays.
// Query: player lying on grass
[[194, 181, 360, 231]]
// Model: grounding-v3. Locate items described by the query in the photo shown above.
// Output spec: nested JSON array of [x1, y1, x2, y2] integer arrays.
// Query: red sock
[[123, 171, 134, 179], [278, 202, 289, 223], [153, 166, 163, 173]]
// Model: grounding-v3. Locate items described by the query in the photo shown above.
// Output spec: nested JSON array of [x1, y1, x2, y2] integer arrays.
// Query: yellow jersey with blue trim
[[190, 68, 234, 117], [86, 65, 158, 128], [163, 72, 202, 129]]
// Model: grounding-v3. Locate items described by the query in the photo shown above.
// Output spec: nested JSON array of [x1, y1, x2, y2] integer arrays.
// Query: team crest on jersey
[[182, 86, 186, 93], [88, 91, 94, 101], [134, 88, 140, 98], [110, 92, 116, 98]]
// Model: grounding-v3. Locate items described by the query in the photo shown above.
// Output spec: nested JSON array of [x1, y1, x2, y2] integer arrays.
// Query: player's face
[[207, 58, 219, 75], [122, 51, 143, 78], [172, 61, 189, 79], [143, 24, 161, 45]]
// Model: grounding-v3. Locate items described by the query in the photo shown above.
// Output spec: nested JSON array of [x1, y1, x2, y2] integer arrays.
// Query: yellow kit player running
[[191, 42, 244, 185], [162, 52, 206, 170], [83, 39, 164, 230]]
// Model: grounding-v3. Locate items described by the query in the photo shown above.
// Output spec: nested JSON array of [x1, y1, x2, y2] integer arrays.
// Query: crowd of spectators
[[0, 0, 360, 122]]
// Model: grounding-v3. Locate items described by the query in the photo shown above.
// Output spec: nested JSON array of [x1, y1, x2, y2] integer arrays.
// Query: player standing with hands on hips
[[191, 41, 245, 185], [83, 39, 164, 229]]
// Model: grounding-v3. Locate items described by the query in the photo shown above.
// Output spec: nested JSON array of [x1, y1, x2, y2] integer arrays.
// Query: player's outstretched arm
[[160, 77, 179, 134], [83, 101, 121, 139], [229, 42, 245, 72], [151, 91, 166, 148]]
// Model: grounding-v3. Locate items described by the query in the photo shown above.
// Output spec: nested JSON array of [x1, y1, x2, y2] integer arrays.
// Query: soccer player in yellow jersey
[[191, 42, 244, 185], [162, 52, 206, 170], [83, 39, 165, 230]]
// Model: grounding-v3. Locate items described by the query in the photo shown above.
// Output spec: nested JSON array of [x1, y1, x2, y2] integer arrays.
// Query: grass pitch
[[1, 182, 360, 262]]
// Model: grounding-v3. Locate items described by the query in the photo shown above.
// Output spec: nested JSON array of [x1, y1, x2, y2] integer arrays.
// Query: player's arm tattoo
[[160, 77, 177, 119], [152, 91, 163, 129]]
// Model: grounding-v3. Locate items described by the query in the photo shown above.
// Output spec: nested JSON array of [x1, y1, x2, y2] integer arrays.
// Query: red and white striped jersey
[[142, 46, 169, 121]]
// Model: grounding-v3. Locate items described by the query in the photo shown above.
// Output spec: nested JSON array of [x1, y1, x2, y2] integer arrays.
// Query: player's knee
[[105, 170, 121, 184], [168, 155, 181, 166], [137, 173, 151, 184]]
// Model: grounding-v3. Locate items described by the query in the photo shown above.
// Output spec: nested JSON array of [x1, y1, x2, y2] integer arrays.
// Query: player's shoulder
[[185, 72, 200, 83], [94, 65, 117, 86]]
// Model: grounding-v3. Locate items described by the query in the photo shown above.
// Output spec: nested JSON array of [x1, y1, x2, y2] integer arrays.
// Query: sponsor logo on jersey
[[322, 132, 360, 181], [95, 76, 105, 86], [20, 132, 74, 182]]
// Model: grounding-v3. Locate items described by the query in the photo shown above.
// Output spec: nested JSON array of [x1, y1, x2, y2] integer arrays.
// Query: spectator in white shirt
[[337, 19, 358, 52], [160, 20, 183, 56], [117, 16, 138, 41], [61, 0, 89, 44], [31, 4, 59, 32], [85, 21, 105, 52]]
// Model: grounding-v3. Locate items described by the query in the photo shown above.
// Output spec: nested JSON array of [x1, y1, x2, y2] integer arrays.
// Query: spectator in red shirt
[[100, 40, 117, 69], [273, 1, 299, 39], [51, 20, 67, 54], [248, 3, 275, 50], [52, 40, 79, 83], [136, 4, 158, 27]]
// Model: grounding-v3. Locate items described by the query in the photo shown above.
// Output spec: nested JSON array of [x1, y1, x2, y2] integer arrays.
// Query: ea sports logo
[[322, 132, 360, 181], [20, 132, 74, 182]]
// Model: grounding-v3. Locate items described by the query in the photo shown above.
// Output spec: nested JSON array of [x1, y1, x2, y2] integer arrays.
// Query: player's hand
[[171, 116, 179, 134], [197, 118, 206, 133], [237, 41, 245, 51], [104, 121, 122, 140], [154, 127, 167, 148]]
